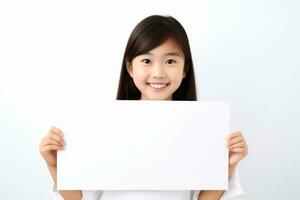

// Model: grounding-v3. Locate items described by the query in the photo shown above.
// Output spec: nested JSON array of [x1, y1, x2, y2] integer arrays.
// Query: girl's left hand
[[227, 131, 248, 166]]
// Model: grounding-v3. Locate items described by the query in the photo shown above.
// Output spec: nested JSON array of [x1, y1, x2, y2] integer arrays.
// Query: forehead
[[144, 38, 184, 57]]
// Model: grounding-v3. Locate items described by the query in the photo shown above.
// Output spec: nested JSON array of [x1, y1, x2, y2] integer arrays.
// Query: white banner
[[57, 101, 229, 190]]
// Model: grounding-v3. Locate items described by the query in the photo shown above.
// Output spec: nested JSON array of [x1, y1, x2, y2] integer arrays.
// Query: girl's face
[[126, 38, 186, 100]]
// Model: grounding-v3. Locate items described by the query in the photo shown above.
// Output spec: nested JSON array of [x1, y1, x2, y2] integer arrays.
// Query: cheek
[[169, 67, 185, 82], [133, 67, 148, 82]]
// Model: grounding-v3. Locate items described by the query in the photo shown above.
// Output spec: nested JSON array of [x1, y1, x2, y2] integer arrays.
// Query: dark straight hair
[[116, 15, 197, 100]]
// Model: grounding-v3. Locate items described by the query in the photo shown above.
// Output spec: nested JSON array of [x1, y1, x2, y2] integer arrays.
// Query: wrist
[[47, 164, 58, 184], [228, 164, 237, 179], [47, 163, 57, 169]]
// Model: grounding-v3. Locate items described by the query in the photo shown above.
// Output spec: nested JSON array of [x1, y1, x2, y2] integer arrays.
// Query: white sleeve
[[51, 184, 103, 200], [191, 169, 246, 200], [191, 190, 201, 200], [220, 169, 246, 200]]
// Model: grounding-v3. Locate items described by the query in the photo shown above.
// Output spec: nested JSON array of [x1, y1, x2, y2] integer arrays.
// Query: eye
[[141, 59, 151, 64], [166, 59, 177, 64]]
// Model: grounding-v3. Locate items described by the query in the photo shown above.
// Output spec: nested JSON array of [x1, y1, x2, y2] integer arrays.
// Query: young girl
[[40, 15, 248, 200]]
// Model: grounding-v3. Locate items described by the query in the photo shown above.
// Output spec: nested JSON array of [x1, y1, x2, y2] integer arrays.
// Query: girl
[[40, 15, 248, 200]]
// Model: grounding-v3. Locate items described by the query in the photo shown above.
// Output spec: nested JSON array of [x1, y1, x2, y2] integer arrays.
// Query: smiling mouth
[[147, 83, 169, 89]]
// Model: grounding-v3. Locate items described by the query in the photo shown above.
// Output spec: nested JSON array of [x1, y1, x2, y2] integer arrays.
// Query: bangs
[[125, 16, 186, 63], [135, 32, 170, 57]]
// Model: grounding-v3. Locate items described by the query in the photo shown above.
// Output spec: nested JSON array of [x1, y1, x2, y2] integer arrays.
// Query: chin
[[143, 94, 172, 100]]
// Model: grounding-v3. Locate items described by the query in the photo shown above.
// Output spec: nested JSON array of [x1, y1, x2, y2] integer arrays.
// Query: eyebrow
[[143, 52, 181, 57]]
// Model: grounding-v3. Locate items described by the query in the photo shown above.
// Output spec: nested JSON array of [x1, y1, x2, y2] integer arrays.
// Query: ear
[[126, 61, 133, 78]]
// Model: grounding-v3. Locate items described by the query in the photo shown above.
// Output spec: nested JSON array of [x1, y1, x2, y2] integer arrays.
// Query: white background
[[0, 0, 299, 199]]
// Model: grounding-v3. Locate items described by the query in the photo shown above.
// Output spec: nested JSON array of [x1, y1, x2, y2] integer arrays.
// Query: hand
[[227, 131, 248, 167], [39, 126, 65, 167]]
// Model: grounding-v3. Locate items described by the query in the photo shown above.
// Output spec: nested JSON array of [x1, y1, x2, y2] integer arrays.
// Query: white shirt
[[52, 169, 245, 200]]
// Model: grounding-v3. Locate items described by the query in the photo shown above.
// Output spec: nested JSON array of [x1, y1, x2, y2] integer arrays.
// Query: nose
[[151, 63, 166, 78]]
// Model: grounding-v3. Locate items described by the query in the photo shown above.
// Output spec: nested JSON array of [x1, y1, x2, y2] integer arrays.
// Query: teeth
[[149, 83, 167, 89]]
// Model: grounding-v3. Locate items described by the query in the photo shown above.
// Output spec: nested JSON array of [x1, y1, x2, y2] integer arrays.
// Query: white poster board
[[57, 101, 229, 190]]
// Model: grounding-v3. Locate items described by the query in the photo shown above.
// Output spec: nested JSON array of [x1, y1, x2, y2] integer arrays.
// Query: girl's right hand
[[39, 126, 65, 167]]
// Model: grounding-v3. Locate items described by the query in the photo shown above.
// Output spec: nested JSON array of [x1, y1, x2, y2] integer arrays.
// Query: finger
[[50, 130, 65, 140], [228, 131, 242, 139], [42, 145, 64, 153], [230, 147, 246, 153], [228, 136, 243, 146], [228, 141, 245, 149], [43, 137, 63, 147], [48, 132, 65, 145], [50, 126, 64, 137]]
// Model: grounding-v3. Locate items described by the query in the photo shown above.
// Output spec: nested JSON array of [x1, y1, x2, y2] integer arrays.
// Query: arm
[[48, 164, 83, 200], [40, 126, 83, 200], [197, 164, 237, 200], [198, 131, 248, 200]]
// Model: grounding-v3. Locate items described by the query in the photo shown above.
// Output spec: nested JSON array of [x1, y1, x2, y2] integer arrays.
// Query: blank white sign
[[57, 101, 229, 190]]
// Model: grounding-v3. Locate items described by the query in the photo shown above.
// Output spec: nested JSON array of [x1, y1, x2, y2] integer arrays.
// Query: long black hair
[[116, 15, 197, 100]]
